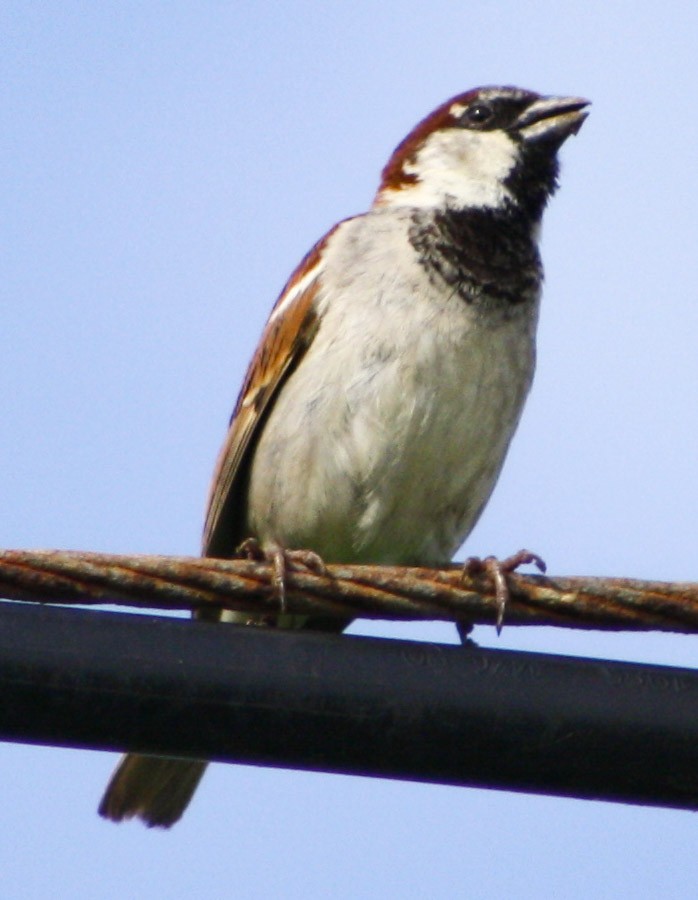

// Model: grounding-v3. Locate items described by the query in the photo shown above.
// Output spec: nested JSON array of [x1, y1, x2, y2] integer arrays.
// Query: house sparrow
[[99, 86, 589, 827]]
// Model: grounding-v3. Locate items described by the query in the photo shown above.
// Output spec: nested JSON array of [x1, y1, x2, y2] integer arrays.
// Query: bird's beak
[[516, 95, 591, 145]]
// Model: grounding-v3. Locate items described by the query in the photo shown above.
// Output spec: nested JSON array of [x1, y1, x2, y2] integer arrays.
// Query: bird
[[98, 85, 589, 827]]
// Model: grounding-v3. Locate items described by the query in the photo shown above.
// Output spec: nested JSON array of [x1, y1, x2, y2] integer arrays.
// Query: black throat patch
[[408, 206, 542, 307]]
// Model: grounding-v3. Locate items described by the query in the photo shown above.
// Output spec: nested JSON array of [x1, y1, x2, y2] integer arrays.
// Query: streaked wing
[[202, 233, 331, 557]]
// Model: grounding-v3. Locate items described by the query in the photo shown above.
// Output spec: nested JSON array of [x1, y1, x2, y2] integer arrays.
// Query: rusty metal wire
[[0, 548, 698, 632]]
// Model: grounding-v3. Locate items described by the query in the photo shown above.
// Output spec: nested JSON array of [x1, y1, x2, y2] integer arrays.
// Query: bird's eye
[[465, 103, 494, 125]]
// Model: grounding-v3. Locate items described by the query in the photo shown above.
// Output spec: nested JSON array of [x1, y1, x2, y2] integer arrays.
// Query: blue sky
[[3, 2, 698, 898]]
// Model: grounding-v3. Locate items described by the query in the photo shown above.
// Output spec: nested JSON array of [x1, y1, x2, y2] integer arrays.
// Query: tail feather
[[98, 607, 349, 826], [98, 754, 207, 828]]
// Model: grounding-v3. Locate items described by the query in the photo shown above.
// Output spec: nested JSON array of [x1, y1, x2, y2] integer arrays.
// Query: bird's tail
[[98, 754, 207, 828]]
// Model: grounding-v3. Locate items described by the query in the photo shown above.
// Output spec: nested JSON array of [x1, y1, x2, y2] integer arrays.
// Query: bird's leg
[[462, 549, 546, 633]]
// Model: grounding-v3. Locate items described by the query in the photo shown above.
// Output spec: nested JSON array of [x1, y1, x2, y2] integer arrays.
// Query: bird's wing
[[202, 231, 333, 557]]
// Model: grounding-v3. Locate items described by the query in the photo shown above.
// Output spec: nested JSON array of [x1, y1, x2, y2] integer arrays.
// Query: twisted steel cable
[[0, 549, 696, 632]]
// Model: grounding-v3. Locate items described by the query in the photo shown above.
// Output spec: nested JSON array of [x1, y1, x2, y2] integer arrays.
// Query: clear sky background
[[3, 2, 698, 898]]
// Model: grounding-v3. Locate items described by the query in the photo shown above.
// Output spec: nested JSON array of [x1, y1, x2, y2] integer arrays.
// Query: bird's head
[[375, 86, 589, 220]]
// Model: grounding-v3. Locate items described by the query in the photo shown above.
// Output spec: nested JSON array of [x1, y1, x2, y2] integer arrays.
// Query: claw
[[462, 549, 546, 634], [456, 622, 476, 646], [236, 538, 328, 614]]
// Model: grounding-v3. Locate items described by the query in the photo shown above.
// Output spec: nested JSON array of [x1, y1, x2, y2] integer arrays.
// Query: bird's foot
[[462, 549, 546, 634], [237, 538, 328, 613]]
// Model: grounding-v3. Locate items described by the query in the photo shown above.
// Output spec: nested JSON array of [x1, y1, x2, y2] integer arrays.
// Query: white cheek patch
[[388, 129, 519, 211]]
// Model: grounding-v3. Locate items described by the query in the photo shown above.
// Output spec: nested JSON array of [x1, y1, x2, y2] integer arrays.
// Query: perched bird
[[99, 85, 589, 827]]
